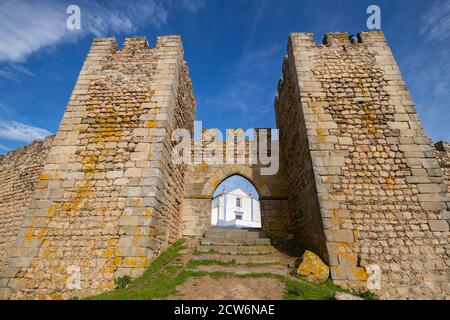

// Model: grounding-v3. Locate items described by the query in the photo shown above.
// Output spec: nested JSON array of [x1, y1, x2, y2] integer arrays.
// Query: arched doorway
[[211, 175, 261, 228]]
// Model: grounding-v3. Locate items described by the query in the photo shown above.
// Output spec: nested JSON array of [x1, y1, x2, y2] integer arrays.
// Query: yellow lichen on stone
[[352, 267, 368, 281], [37, 228, 46, 241], [104, 248, 115, 259], [146, 121, 157, 128], [124, 257, 149, 268], [316, 128, 326, 142], [24, 227, 34, 241], [49, 292, 63, 300], [298, 250, 330, 283]]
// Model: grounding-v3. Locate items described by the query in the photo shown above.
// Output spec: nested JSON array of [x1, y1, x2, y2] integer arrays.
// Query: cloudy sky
[[0, 0, 449, 156]]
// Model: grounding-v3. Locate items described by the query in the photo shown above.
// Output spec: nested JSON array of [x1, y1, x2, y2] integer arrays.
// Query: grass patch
[[351, 289, 379, 300], [187, 259, 237, 268], [283, 277, 346, 300], [196, 249, 271, 256], [87, 240, 189, 300]]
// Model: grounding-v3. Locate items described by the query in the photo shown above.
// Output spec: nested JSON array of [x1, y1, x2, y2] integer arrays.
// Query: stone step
[[205, 227, 266, 241], [200, 238, 271, 246], [191, 254, 280, 265], [196, 245, 273, 255], [188, 264, 287, 276]]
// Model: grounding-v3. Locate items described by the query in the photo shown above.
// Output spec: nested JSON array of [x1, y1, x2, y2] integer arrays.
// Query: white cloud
[[0, 121, 52, 143], [0, 0, 205, 63], [0, 64, 35, 80], [0, 1, 68, 62], [420, 0, 450, 42]]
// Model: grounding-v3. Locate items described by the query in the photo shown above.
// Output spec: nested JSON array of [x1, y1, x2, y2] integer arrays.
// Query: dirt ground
[[169, 276, 285, 300]]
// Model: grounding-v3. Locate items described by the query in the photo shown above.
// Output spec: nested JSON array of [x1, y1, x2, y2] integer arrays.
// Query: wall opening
[[211, 175, 261, 228]]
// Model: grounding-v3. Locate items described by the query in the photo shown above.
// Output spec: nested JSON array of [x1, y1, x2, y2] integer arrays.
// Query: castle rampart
[[0, 31, 448, 300]]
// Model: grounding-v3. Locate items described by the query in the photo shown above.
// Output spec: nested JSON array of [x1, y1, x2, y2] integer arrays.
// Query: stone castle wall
[[0, 137, 54, 283], [0, 35, 195, 300], [0, 31, 448, 300], [276, 31, 449, 299]]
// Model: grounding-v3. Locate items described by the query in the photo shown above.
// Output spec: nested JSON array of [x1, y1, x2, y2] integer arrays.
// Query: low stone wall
[[0, 137, 54, 288]]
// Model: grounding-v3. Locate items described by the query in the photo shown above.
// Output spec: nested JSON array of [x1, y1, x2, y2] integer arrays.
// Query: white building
[[211, 187, 261, 228]]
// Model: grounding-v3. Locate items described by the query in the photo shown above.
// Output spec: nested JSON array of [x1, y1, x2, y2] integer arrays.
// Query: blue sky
[[0, 0, 449, 154], [213, 175, 259, 198]]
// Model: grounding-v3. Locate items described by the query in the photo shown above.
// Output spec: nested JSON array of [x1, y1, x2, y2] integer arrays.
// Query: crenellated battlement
[[87, 35, 183, 56], [289, 30, 387, 48]]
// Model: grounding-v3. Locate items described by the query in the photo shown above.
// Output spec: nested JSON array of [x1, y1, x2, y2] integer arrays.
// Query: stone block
[[418, 184, 442, 194], [330, 266, 346, 280], [421, 159, 440, 169], [106, 171, 123, 179], [0, 288, 11, 300], [421, 201, 447, 211], [338, 251, 358, 266], [118, 216, 140, 227], [440, 211, 450, 220], [429, 220, 449, 232], [9, 278, 29, 289], [333, 230, 354, 243]]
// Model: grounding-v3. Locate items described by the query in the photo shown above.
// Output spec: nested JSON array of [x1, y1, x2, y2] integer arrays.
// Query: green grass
[[88, 240, 189, 300], [351, 289, 379, 300], [283, 277, 347, 300], [186, 259, 237, 268], [194, 249, 271, 256]]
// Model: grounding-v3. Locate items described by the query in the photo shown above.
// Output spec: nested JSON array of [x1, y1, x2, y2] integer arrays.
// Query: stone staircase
[[188, 227, 287, 276]]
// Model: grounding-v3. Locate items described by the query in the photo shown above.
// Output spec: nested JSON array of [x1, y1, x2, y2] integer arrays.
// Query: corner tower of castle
[[0, 35, 196, 300], [276, 31, 449, 299]]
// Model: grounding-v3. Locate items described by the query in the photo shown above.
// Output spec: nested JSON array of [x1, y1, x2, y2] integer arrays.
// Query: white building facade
[[211, 187, 261, 228]]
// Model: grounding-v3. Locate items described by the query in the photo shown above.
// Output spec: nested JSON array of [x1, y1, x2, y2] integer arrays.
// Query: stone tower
[[0, 35, 196, 299], [275, 31, 449, 299]]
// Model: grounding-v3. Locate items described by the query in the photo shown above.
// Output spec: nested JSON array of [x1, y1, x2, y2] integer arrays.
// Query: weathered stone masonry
[[0, 35, 195, 300], [0, 137, 54, 278], [0, 31, 448, 300], [276, 31, 449, 299]]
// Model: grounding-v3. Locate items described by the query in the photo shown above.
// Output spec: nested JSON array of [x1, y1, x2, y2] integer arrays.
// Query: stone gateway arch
[[0, 32, 448, 300]]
